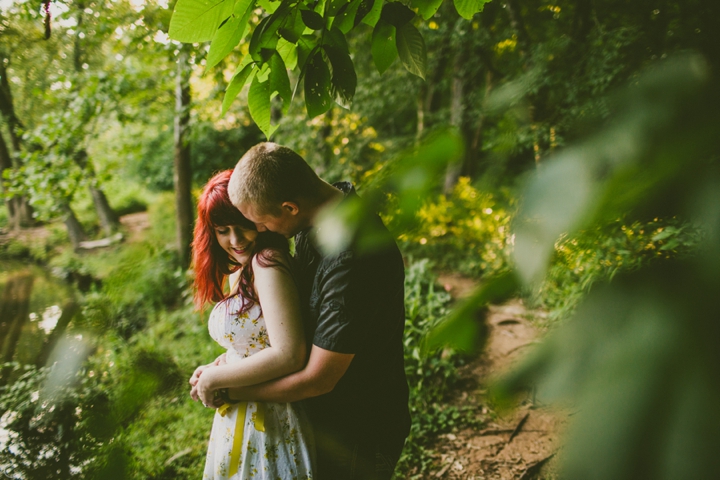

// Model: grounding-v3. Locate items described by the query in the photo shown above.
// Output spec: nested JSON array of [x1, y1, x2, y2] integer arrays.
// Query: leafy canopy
[[168, 0, 491, 137]]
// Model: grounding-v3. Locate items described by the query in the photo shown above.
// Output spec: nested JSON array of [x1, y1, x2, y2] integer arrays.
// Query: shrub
[[533, 217, 702, 322], [395, 177, 514, 277]]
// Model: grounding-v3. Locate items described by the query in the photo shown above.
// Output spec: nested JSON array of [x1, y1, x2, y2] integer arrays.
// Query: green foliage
[[485, 54, 720, 478], [534, 217, 702, 322], [168, 0, 451, 131], [394, 176, 513, 276]]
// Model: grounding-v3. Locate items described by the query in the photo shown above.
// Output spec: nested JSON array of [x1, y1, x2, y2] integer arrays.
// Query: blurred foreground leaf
[[424, 271, 518, 353]]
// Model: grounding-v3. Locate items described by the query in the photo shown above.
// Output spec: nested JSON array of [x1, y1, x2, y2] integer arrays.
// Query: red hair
[[192, 169, 289, 311]]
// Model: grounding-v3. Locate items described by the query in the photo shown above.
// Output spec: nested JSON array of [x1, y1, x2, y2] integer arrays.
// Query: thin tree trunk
[[74, 149, 119, 235], [61, 202, 86, 250], [0, 128, 16, 224], [0, 59, 34, 228], [90, 186, 119, 236], [174, 47, 193, 269], [444, 23, 468, 195], [468, 70, 494, 177]]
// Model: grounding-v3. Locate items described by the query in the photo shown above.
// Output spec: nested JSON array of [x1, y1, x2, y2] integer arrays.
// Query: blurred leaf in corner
[[496, 52, 720, 480]]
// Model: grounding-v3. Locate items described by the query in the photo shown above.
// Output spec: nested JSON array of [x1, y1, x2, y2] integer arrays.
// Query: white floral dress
[[203, 294, 315, 480]]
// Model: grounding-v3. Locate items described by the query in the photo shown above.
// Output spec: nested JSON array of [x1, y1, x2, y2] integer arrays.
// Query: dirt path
[[433, 276, 566, 480]]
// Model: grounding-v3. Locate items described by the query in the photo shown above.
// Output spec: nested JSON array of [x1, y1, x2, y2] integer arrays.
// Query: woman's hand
[[196, 368, 223, 408], [213, 353, 227, 366]]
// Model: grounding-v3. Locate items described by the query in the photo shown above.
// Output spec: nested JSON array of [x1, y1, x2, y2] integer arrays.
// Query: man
[[225, 142, 410, 479]]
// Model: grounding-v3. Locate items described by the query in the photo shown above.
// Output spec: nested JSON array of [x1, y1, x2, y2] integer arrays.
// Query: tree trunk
[[0, 60, 35, 228], [90, 185, 119, 236], [0, 128, 16, 223], [61, 202, 86, 250], [74, 149, 120, 235], [444, 24, 468, 195], [174, 47, 193, 269], [468, 70, 494, 178]]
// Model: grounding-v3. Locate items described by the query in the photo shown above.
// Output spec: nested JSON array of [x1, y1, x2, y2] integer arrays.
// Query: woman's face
[[214, 225, 258, 266]]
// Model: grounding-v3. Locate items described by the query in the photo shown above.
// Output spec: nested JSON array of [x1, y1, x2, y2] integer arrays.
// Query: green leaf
[[453, 0, 491, 20], [222, 61, 255, 115], [248, 74, 278, 138], [257, 0, 280, 13], [296, 35, 317, 70], [354, 0, 374, 27], [269, 52, 292, 113], [249, 0, 289, 61], [396, 22, 426, 79], [300, 9, 325, 30], [361, 0, 383, 27], [334, 0, 361, 34], [304, 51, 334, 118], [323, 25, 349, 51], [205, 0, 255, 70], [278, 8, 305, 43], [411, 0, 444, 20], [425, 272, 519, 353], [371, 21, 397, 74], [323, 44, 356, 107], [380, 2, 415, 27], [169, 0, 234, 43], [327, 0, 350, 16], [277, 38, 298, 70]]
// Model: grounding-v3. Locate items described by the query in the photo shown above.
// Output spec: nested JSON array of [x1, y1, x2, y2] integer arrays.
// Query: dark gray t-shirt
[[295, 182, 411, 444]]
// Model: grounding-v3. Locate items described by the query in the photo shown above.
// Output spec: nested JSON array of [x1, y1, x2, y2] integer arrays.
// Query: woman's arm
[[195, 252, 306, 404]]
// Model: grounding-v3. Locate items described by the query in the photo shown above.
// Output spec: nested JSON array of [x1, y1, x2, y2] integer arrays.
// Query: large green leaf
[[453, 0, 491, 20], [249, 0, 289, 61], [221, 61, 255, 115], [327, 0, 350, 16], [269, 52, 292, 113], [411, 0, 444, 20], [371, 21, 397, 74], [248, 74, 278, 138], [304, 51, 334, 118], [335, 0, 361, 34], [169, 0, 234, 43], [256, 0, 280, 13], [277, 38, 298, 70], [361, 0, 383, 27], [300, 9, 325, 30], [323, 44, 356, 107], [278, 8, 305, 43], [354, 0, 374, 27], [205, 0, 255, 70], [396, 22, 426, 79], [380, 2, 415, 27]]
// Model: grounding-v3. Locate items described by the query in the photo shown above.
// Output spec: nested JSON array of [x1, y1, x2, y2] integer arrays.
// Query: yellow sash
[[217, 402, 265, 477]]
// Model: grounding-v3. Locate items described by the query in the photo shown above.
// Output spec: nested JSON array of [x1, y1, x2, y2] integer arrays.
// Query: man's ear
[[281, 201, 300, 216]]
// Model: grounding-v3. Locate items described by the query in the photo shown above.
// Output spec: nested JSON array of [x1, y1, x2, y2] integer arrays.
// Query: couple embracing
[[189, 143, 411, 479]]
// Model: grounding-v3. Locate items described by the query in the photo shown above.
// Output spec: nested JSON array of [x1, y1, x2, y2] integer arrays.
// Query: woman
[[189, 169, 314, 479]]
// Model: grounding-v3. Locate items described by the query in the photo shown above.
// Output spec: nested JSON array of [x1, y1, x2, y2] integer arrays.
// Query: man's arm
[[225, 345, 354, 404]]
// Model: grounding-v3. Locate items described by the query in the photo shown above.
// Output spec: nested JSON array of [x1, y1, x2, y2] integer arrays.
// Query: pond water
[[0, 260, 80, 375]]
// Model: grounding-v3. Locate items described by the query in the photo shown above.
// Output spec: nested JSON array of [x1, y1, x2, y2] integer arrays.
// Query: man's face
[[238, 201, 301, 238]]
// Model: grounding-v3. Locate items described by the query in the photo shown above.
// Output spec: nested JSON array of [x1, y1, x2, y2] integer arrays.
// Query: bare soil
[[433, 276, 567, 480]]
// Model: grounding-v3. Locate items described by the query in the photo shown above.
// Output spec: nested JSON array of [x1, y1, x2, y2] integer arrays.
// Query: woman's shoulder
[[252, 247, 293, 271]]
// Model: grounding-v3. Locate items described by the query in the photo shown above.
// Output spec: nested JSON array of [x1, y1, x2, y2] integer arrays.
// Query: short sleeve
[[311, 251, 371, 354]]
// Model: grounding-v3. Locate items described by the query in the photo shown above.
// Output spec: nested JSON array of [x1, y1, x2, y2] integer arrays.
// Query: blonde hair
[[228, 142, 323, 216]]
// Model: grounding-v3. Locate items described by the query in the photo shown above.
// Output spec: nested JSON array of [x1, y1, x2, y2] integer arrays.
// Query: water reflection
[[0, 261, 79, 378]]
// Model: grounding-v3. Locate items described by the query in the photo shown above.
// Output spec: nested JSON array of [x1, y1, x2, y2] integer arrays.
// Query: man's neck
[[306, 181, 345, 229]]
